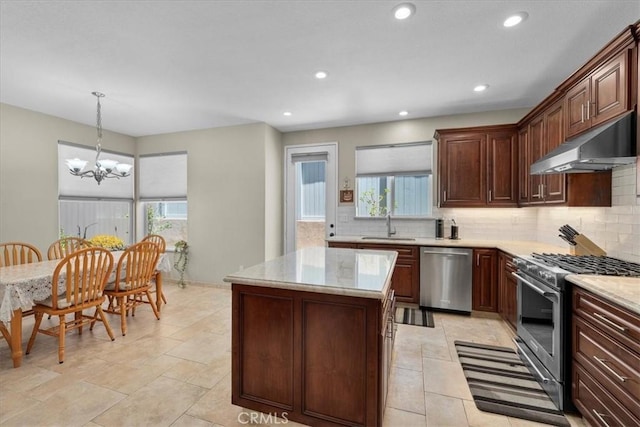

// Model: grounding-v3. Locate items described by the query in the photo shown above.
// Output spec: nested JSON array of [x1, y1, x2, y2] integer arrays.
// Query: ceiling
[[1, 1, 638, 137]]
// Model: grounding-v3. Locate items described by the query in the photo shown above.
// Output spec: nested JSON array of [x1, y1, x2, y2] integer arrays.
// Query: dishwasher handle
[[422, 250, 470, 257]]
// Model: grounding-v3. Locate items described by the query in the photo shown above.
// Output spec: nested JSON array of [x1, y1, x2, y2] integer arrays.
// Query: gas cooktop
[[531, 253, 640, 277]]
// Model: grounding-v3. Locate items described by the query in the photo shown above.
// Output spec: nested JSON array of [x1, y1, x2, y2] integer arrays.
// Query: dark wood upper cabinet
[[542, 101, 566, 203], [487, 131, 518, 205], [435, 125, 517, 208], [517, 127, 530, 204], [566, 50, 630, 138], [519, 101, 612, 207], [515, 24, 637, 208], [527, 115, 545, 204]]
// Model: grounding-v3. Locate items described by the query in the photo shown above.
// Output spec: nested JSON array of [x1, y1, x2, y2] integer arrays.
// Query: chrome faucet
[[386, 213, 396, 237]]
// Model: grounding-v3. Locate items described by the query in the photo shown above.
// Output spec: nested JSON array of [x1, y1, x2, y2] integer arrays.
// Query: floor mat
[[394, 306, 434, 327], [454, 341, 569, 427]]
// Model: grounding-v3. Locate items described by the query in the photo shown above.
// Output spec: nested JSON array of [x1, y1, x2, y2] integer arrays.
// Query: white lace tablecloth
[[0, 253, 169, 324], [0, 260, 62, 323]]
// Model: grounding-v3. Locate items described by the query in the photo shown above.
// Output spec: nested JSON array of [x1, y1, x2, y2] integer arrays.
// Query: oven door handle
[[511, 272, 558, 299], [513, 338, 550, 384]]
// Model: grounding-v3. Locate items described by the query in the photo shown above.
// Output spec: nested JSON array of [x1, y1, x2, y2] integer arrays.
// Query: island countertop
[[223, 246, 397, 299]]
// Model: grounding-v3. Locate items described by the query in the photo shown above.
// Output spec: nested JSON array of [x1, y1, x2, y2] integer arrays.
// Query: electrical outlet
[[339, 215, 349, 222]]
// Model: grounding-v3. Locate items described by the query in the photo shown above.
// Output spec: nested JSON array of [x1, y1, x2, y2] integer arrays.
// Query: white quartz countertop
[[567, 275, 640, 315], [328, 236, 570, 257], [223, 246, 397, 300]]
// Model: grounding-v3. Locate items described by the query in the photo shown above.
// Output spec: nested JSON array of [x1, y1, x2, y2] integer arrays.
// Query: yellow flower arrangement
[[88, 234, 125, 251]]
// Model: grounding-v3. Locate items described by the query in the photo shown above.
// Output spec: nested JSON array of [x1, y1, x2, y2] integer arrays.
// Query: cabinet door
[[566, 79, 591, 138], [358, 244, 419, 303], [517, 127, 530, 205], [487, 130, 518, 206], [472, 249, 498, 312], [543, 101, 566, 203], [439, 133, 486, 207], [591, 51, 628, 127], [391, 260, 418, 303], [528, 116, 545, 204], [505, 268, 518, 329]]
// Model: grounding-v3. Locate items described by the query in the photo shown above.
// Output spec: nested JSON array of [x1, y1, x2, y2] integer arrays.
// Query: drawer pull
[[593, 312, 626, 332], [593, 356, 628, 383], [592, 409, 611, 427]]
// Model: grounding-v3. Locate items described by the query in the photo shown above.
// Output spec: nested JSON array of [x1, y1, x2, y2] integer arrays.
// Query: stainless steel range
[[512, 253, 640, 411]]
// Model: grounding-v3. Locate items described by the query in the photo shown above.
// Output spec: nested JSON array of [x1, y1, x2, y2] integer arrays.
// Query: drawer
[[573, 363, 639, 427], [573, 315, 640, 417], [573, 287, 640, 354], [358, 244, 418, 259]]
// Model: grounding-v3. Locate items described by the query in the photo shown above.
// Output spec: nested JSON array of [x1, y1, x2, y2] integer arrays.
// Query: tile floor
[[0, 284, 588, 427]]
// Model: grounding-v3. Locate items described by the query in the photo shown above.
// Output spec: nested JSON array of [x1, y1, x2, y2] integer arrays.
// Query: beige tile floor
[[0, 285, 588, 427]]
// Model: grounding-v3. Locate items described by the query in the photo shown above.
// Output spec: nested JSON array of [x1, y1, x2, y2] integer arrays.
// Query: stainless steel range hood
[[530, 112, 636, 174]]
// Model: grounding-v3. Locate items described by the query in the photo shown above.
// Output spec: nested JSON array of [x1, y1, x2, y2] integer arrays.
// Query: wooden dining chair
[[141, 234, 167, 305], [103, 241, 161, 336], [47, 237, 91, 260], [0, 242, 42, 267], [25, 247, 116, 363]]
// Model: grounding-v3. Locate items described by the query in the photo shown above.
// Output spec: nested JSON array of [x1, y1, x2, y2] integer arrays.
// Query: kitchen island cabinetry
[[226, 247, 397, 427], [472, 248, 498, 312], [434, 124, 518, 208], [328, 241, 419, 304], [498, 251, 517, 330], [571, 286, 640, 427]]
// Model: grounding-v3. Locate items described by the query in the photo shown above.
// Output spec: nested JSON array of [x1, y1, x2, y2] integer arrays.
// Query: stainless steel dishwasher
[[420, 247, 473, 313]]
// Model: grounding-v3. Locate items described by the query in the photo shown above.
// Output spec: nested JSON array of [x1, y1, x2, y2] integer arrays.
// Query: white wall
[[264, 125, 283, 260], [136, 122, 283, 285], [0, 103, 135, 253]]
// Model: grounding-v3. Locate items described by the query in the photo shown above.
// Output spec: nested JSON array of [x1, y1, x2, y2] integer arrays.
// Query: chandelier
[[66, 92, 133, 185]]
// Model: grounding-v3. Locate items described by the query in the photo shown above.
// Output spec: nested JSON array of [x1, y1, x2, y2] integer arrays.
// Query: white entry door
[[284, 143, 337, 254]]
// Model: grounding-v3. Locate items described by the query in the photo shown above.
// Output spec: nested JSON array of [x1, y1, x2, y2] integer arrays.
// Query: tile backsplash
[[336, 163, 639, 263]]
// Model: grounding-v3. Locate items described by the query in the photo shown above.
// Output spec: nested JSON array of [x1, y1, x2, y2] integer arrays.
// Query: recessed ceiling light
[[399, 111, 409, 116], [315, 71, 328, 79], [283, 111, 292, 116], [474, 84, 489, 92], [393, 3, 416, 20], [503, 12, 528, 27]]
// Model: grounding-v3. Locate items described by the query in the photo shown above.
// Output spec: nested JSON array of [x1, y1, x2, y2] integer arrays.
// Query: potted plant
[[173, 240, 189, 288]]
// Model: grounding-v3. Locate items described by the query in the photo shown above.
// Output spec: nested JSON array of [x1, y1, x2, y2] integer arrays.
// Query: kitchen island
[[224, 247, 397, 427]]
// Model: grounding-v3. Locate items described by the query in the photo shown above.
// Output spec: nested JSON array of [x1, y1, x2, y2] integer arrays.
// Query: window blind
[[356, 141, 432, 176], [139, 152, 187, 200], [58, 142, 134, 198]]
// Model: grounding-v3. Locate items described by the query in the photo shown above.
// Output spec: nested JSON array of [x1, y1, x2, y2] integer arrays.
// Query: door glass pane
[[295, 161, 326, 250]]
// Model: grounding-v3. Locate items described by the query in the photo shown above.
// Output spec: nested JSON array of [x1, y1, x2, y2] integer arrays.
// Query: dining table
[[0, 251, 171, 368]]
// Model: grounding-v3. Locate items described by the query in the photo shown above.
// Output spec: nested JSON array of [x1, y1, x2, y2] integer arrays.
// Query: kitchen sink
[[361, 236, 416, 241]]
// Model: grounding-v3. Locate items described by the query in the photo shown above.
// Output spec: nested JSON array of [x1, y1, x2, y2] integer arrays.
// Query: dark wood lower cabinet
[[498, 251, 517, 329], [472, 249, 498, 312], [572, 286, 640, 426], [330, 242, 419, 304], [232, 284, 393, 427]]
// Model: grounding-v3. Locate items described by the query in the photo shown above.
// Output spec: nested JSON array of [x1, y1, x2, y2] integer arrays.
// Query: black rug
[[395, 306, 434, 328], [454, 341, 569, 427]]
